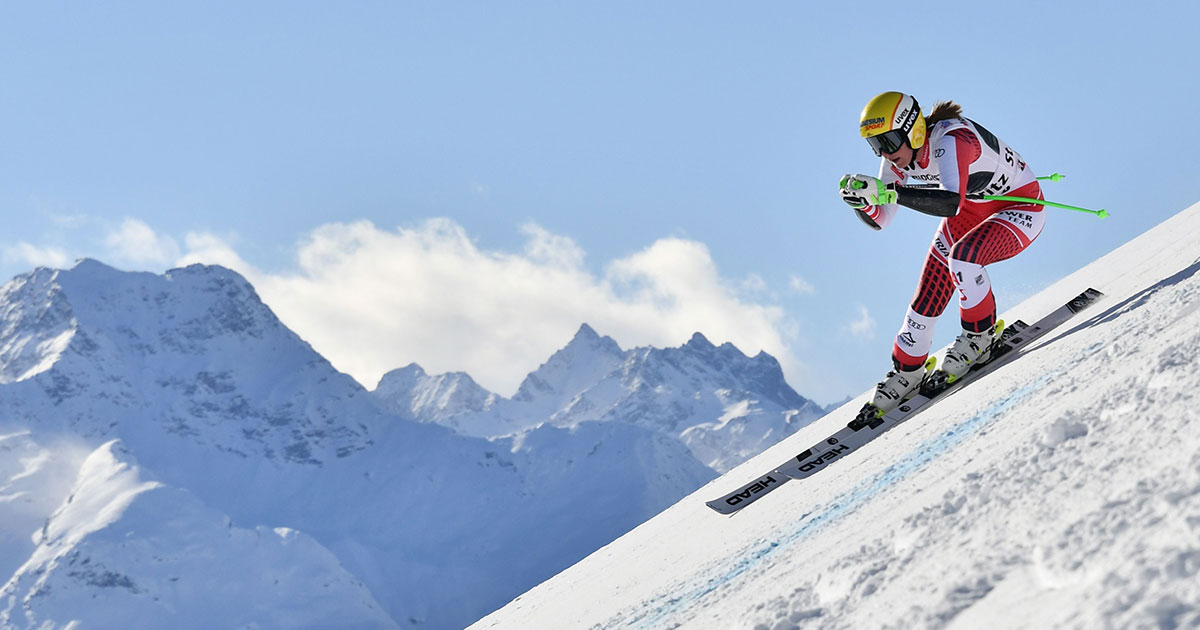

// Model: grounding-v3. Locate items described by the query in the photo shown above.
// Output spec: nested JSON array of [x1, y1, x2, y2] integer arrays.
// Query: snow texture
[[474, 201, 1200, 630]]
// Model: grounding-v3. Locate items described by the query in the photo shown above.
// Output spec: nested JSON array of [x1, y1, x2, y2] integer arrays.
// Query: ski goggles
[[865, 129, 908, 156]]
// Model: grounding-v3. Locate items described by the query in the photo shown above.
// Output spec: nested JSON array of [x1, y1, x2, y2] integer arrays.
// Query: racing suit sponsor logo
[[985, 173, 1012, 196], [1001, 210, 1035, 229]]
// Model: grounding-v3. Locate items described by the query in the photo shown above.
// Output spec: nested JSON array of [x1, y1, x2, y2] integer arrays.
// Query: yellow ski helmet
[[859, 91, 926, 156]]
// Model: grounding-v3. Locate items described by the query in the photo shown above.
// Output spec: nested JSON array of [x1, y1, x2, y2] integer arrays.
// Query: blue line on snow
[[623, 372, 1056, 629]]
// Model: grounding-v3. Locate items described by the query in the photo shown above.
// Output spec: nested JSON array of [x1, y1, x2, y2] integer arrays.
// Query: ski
[[705, 287, 1104, 514], [777, 287, 1103, 481], [703, 472, 789, 515]]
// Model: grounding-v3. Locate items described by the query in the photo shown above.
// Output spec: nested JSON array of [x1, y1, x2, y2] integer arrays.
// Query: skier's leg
[[890, 222, 957, 372], [870, 223, 962, 414], [941, 189, 1047, 378], [948, 199, 1047, 331]]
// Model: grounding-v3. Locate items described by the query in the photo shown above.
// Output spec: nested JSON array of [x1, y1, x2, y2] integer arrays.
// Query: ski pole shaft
[[1037, 173, 1066, 182], [979, 194, 1109, 218]]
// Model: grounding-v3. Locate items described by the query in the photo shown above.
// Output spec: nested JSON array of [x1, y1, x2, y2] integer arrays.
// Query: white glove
[[838, 174, 897, 209]]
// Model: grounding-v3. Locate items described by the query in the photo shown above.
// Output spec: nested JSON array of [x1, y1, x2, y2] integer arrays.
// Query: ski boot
[[940, 321, 1003, 384], [850, 358, 935, 430]]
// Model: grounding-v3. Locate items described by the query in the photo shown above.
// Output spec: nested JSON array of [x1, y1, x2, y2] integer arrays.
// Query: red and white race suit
[[861, 117, 1046, 371]]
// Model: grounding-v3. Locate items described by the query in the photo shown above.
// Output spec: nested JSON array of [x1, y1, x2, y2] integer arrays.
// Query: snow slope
[[473, 201, 1200, 630], [3, 440, 396, 630]]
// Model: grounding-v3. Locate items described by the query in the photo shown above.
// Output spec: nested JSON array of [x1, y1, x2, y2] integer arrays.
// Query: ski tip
[[1067, 288, 1106, 314]]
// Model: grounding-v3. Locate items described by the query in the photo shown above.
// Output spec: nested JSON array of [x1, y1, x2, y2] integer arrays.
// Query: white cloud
[[520, 222, 585, 268], [104, 218, 181, 268], [3, 243, 72, 269], [185, 219, 802, 396], [789, 274, 815, 296], [846, 304, 876, 340], [177, 232, 256, 274], [6, 216, 806, 398], [740, 274, 768, 294]]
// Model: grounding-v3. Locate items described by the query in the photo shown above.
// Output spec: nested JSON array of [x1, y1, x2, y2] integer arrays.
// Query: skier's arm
[[836, 161, 903, 231], [864, 159, 903, 230], [840, 175, 960, 219], [838, 172, 898, 231], [892, 186, 959, 217], [933, 129, 982, 206], [879, 129, 985, 218]]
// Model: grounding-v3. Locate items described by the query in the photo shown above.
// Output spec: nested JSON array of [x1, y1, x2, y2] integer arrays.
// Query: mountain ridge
[[372, 321, 828, 473], [0, 257, 789, 629]]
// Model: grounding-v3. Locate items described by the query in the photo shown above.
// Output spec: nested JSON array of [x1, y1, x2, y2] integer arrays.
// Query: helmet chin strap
[[903, 142, 930, 171]]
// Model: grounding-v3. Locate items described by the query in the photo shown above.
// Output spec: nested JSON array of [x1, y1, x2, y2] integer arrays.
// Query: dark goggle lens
[[866, 129, 907, 156]]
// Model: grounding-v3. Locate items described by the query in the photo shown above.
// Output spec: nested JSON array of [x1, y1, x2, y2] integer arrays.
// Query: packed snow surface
[[474, 202, 1200, 630]]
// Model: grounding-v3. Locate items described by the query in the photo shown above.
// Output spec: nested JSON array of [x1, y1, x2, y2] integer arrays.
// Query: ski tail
[[705, 472, 789, 515]]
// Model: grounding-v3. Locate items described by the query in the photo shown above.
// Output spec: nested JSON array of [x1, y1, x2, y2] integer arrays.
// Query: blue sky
[[3, 1, 1198, 404]]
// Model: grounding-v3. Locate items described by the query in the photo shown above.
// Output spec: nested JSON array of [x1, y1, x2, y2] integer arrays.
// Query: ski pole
[[975, 195, 1109, 218], [971, 173, 1107, 217]]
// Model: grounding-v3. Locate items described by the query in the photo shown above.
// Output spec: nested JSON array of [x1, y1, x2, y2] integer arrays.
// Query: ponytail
[[925, 100, 963, 127]]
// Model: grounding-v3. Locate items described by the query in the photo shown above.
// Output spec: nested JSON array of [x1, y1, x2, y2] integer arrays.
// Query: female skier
[[838, 91, 1045, 418]]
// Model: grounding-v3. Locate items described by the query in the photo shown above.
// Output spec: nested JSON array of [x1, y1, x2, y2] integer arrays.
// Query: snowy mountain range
[[374, 323, 827, 473], [0, 259, 822, 629], [474, 201, 1200, 630]]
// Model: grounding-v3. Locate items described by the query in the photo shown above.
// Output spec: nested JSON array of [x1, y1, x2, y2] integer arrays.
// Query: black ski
[[705, 287, 1104, 514]]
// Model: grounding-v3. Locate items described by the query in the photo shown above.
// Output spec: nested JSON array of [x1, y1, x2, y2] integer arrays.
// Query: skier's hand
[[838, 174, 897, 208], [838, 174, 868, 209]]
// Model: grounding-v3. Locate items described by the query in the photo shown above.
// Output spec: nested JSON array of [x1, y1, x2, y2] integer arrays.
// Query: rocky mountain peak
[[0, 261, 376, 465], [511, 324, 627, 404]]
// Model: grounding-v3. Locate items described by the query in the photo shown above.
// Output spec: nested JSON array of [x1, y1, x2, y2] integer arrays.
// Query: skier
[[839, 91, 1045, 417]]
